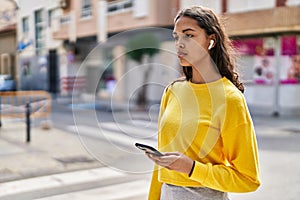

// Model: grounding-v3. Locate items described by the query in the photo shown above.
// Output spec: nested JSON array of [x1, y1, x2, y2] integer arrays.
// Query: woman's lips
[[177, 52, 187, 58]]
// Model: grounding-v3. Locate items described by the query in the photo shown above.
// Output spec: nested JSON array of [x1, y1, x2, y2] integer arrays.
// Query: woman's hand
[[146, 152, 194, 175]]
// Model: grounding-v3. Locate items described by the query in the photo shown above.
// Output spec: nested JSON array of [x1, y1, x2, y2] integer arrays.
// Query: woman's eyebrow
[[182, 28, 195, 33], [173, 28, 195, 35]]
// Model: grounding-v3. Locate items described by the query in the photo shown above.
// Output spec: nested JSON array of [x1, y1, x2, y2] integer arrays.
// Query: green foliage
[[126, 33, 160, 63]]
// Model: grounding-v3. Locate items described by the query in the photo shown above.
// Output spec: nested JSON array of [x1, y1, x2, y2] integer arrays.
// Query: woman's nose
[[176, 41, 185, 49]]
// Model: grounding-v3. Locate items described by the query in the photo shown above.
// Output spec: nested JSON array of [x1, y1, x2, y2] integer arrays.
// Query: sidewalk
[[0, 110, 300, 200], [0, 107, 152, 200], [0, 120, 102, 183]]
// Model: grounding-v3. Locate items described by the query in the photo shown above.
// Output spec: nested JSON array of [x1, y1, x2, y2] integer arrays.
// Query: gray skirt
[[160, 183, 229, 200]]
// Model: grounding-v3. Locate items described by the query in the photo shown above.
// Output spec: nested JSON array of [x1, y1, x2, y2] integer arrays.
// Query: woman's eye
[[185, 34, 193, 38], [173, 36, 179, 41]]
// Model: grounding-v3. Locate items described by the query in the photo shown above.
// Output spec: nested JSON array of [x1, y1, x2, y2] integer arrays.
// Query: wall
[[17, 0, 61, 56], [107, 0, 177, 33]]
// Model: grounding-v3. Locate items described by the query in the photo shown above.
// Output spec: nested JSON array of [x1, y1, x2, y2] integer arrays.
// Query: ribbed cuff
[[188, 161, 196, 177], [189, 161, 210, 184]]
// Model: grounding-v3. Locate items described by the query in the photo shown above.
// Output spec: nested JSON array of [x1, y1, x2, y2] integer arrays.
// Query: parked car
[[0, 74, 16, 91]]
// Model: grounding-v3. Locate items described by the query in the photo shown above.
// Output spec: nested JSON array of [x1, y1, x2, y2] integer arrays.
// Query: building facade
[[16, 0, 62, 92], [52, 0, 180, 100], [182, 0, 300, 115], [0, 0, 18, 86], [14, 0, 300, 114]]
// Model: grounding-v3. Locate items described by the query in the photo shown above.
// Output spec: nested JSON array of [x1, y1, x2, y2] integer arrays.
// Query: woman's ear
[[208, 40, 214, 50], [208, 34, 216, 50]]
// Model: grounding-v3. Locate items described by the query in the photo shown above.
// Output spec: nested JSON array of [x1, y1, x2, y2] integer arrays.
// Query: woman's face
[[291, 55, 300, 72], [173, 16, 211, 67]]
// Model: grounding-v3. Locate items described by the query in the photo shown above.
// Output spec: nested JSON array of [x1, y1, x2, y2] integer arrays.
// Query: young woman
[[146, 5, 261, 200]]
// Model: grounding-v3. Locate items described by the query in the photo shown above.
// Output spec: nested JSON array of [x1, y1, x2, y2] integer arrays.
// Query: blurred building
[[0, 0, 17, 85], [16, 0, 62, 92], [52, 0, 180, 100], [14, 0, 300, 114], [182, 0, 300, 115]]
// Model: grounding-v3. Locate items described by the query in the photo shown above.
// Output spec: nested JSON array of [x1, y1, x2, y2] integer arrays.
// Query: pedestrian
[[146, 5, 261, 200]]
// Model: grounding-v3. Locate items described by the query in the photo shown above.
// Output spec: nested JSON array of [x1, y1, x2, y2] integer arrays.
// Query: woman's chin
[[181, 65, 192, 67], [179, 60, 192, 67]]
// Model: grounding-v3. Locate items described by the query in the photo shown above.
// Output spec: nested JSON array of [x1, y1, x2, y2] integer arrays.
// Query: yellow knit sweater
[[148, 77, 261, 199]]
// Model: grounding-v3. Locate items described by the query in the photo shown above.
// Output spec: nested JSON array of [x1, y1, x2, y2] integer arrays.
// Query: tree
[[126, 33, 160, 108]]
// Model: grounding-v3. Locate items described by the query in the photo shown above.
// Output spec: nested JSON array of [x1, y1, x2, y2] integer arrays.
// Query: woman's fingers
[[163, 152, 181, 156], [147, 152, 181, 168], [146, 152, 194, 174]]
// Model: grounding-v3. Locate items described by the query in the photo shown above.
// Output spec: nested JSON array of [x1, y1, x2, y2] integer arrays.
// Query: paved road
[[49, 100, 300, 200], [2, 99, 299, 200]]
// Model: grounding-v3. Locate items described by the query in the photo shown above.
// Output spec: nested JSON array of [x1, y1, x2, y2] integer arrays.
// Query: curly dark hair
[[175, 6, 244, 93]]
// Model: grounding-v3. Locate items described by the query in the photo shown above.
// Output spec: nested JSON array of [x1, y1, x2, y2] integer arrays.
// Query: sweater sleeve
[[148, 87, 169, 199], [189, 96, 261, 192], [148, 165, 163, 200]]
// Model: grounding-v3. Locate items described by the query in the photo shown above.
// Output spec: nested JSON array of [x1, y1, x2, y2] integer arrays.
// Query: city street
[[1, 0, 300, 199], [0, 98, 300, 200], [53, 102, 300, 200]]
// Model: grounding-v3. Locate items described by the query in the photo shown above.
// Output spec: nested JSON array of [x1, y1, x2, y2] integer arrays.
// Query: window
[[35, 9, 45, 55], [48, 9, 53, 27], [228, 0, 273, 13], [48, 9, 60, 28], [107, 0, 133, 14], [22, 17, 29, 33], [81, 0, 92, 18], [60, 15, 71, 24], [133, 0, 147, 18]]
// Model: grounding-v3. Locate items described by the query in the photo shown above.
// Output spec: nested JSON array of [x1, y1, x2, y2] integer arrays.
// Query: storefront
[[224, 6, 300, 116], [233, 35, 300, 116]]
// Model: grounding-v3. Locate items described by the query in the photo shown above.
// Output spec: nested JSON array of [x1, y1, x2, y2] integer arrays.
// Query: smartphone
[[135, 143, 164, 157]]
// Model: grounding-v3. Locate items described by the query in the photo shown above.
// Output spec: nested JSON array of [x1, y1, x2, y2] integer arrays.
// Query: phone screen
[[135, 143, 164, 157]]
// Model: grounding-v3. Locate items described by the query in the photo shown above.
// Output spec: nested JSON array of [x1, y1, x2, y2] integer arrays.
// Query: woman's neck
[[191, 65, 221, 84]]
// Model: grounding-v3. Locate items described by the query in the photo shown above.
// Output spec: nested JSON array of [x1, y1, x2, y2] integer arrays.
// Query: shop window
[[233, 35, 300, 85], [280, 35, 300, 84], [233, 38, 275, 85]]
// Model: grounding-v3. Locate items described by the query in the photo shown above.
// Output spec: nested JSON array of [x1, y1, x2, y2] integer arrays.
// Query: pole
[[273, 36, 280, 117], [26, 102, 31, 142], [0, 97, 2, 127]]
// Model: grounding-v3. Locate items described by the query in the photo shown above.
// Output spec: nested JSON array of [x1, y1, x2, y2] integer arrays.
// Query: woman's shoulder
[[165, 77, 187, 91], [223, 78, 246, 106]]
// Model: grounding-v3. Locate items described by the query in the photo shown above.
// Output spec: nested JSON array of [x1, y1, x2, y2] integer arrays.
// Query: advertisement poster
[[280, 54, 300, 84], [233, 35, 299, 84], [280, 36, 299, 84], [253, 56, 275, 85]]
